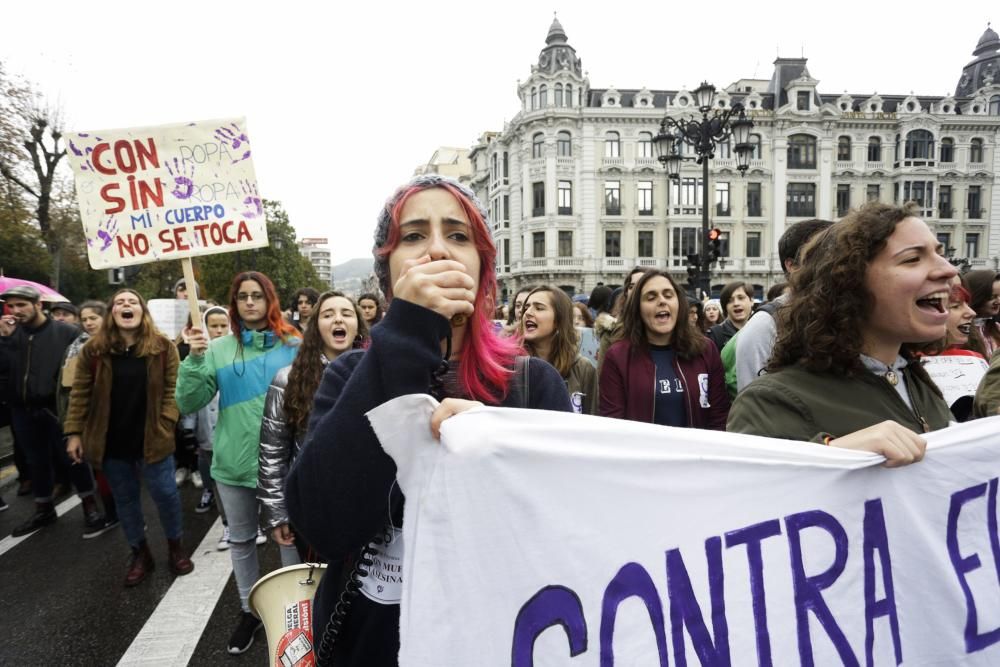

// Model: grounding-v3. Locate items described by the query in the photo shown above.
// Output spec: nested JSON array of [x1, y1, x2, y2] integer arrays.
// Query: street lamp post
[[654, 82, 754, 297]]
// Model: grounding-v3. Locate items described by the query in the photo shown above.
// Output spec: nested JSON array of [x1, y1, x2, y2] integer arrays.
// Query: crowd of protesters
[[2, 175, 1000, 664]]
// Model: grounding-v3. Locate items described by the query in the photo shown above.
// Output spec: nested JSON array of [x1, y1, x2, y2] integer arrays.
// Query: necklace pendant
[[884, 370, 899, 386]]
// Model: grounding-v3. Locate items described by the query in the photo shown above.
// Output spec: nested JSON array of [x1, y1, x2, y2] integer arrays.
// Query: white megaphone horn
[[248, 563, 327, 667]]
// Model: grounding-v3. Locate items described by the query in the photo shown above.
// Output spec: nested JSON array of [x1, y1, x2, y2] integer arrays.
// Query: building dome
[[536, 15, 582, 76], [956, 25, 1000, 96]]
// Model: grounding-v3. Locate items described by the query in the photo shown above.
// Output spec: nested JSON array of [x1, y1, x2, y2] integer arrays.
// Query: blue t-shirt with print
[[649, 345, 687, 427]]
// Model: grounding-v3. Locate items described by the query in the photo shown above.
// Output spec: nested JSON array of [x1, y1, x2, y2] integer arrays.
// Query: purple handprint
[[87, 216, 119, 252], [69, 133, 100, 172], [240, 180, 263, 218], [166, 157, 196, 199], [215, 122, 251, 163]]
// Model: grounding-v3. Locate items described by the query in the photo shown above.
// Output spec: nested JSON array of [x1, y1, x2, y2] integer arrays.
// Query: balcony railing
[[968, 162, 987, 171], [968, 209, 985, 220], [939, 207, 953, 219], [865, 161, 886, 171]]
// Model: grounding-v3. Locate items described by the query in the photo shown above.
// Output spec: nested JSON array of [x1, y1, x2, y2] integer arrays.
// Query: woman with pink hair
[[286, 174, 571, 666]]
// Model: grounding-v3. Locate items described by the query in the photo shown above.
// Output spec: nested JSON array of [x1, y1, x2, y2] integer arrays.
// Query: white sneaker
[[191, 471, 204, 489], [217, 525, 231, 551], [256, 529, 267, 546], [175, 468, 189, 487]]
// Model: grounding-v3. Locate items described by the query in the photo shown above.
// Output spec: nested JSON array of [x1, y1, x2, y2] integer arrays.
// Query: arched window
[[539, 84, 548, 108], [554, 84, 563, 107], [531, 87, 538, 110], [557, 131, 572, 157], [904, 129, 934, 161], [532, 133, 544, 159], [837, 136, 851, 161], [940, 138, 954, 163], [867, 136, 882, 162], [749, 134, 762, 159], [787, 134, 817, 169], [565, 84, 573, 107], [970, 138, 984, 163], [990, 95, 1000, 115], [605, 131, 621, 158], [637, 132, 653, 158], [716, 139, 731, 158]]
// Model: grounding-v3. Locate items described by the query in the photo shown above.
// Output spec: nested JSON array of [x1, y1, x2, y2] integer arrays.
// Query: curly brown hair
[[283, 291, 368, 434], [620, 270, 706, 359], [770, 201, 928, 376]]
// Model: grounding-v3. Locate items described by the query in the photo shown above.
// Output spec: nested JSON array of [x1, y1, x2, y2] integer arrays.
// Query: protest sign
[[578, 326, 598, 365], [147, 299, 202, 340], [368, 396, 1000, 666], [921, 354, 990, 407], [66, 117, 267, 270]]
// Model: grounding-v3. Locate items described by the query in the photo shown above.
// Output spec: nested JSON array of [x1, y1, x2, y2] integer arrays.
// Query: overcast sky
[[2, 1, 996, 266]]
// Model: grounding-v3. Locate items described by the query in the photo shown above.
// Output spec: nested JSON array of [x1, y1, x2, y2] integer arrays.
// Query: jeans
[[11, 405, 94, 502], [103, 456, 183, 548], [196, 449, 227, 523], [216, 482, 260, 612]]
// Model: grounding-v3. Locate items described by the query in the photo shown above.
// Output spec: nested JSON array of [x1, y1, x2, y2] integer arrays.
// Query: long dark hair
[[358, 292, 384, 324], [620, 270, 705, 359], [519, 285, 578, 377], [284, 291, 368, 433], [88, 288, 168, 357], [771, 202, 922, 375]]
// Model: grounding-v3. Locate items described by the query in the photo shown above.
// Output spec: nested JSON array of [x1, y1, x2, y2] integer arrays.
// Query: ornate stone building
[[468, 19, 1000, 298]]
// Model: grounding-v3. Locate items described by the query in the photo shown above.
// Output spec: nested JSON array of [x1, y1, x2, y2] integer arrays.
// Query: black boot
[[12, 501, 57, 537]]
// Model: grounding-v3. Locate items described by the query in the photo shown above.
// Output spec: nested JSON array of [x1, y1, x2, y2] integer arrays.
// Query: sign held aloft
[[66, 117, 268, 269]]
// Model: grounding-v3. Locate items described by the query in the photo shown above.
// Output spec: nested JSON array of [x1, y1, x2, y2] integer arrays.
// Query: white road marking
[[116, 518, 233, 666], [0, 495, 81, 557]]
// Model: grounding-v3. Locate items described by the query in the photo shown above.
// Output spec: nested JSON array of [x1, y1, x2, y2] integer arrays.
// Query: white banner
[[368, 396, 1000, 666], [66, 117, 268, 268], [922, 355, 990, 408]]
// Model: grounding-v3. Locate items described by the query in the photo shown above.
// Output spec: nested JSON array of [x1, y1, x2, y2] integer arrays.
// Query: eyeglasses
[[237, 292, 265, 302]]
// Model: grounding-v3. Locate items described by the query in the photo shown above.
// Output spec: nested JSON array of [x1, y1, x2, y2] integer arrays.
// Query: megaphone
[[248, 563, 327, 667]]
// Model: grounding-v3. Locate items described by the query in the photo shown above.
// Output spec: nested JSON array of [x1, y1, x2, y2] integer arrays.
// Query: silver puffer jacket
[[257, 365, 306, 530]]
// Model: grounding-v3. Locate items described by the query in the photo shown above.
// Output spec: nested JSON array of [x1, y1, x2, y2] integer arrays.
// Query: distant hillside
[[332, 258, 375, 283]]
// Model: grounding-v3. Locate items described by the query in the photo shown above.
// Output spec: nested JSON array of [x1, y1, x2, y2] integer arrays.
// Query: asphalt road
[[0, 470, 283, 666]]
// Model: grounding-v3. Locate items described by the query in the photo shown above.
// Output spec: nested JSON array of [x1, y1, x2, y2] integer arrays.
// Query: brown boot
[[125, 542, 155, 587], [167, 537, 194, 575]]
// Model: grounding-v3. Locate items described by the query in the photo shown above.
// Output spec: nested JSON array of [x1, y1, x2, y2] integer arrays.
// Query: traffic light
[[686, 253, 699, 290], [708, 228, 722, 263]]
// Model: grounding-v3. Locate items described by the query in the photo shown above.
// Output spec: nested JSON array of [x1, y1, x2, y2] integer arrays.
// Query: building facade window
[[531, 87, 538, 110], [637, 180, 653, 215], [503, 238, 510, 273], [559, 230, 573, 257], [786, 183, 816, 217], [605, 181, 621, 215], [796, 91, 810, 111], [716, 140, 731, 159], [787, 134, 817, 169], [867, 184, 880, 202], [990, 95, 1000, 115], [966, 233, 980, 257], [554, 84, 563, 107], [532, 133, 544, 159], [538, 84, 547, 107], [532, 181, 545, 217], [605, 230, 621, 257], [638, 132, 654, 158], [672, 227, 699, 258], [502, 152, 509, 181], [533, 231, 545, 258], [968, 186, 982, 218], [940, 138, 954, 163], [745, 231, 761, 258], [937, 232, 951, 253], [718, 232, 730, 258], [904, 129, 934, 161], [748, 134, 761, 159], [558, 180, 572, 215], [970, 138, 984, 163], [566, 84, 573, 107], [836, 184, 851, 217], [715, 182, 730, 216], [605, 131, 621, 158], [938, 185, 952, 218], [637, 231, 653, 257], [491, 154, 497, 183], [867, 137, 882, 162], [747, 182, 762, 216], [503, 195, 510, 225], [557, 131, 572, 157], [903, 180, 934, 217], [837, 136, 851, 161]]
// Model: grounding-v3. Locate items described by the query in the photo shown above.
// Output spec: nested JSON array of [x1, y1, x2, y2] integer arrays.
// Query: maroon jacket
[[599, 338, 730, 429]]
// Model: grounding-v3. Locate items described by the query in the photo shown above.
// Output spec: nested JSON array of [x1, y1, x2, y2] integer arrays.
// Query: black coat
[[0, 316, 79, 408]]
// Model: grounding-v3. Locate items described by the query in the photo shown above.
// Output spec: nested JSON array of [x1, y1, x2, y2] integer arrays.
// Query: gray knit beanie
[[372, 174, 490, 298]]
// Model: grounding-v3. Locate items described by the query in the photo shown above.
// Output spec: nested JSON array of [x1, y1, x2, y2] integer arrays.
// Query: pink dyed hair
[[377, 182, 523, 403]]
